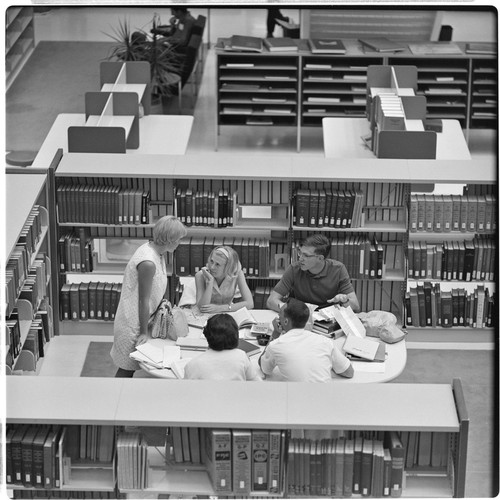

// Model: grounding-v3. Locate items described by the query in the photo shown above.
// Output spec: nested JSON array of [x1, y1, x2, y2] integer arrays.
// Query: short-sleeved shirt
[[184, 349, 260, 381], [259, 329, 351, 382], [273, 259, 354, 307]]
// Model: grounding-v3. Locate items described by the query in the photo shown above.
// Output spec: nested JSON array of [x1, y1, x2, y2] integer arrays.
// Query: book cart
[[6, 376, 469, 498], [215, 40, 497, 151]]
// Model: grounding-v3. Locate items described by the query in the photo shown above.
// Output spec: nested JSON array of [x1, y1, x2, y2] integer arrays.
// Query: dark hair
[[283, 298, 310, 329], [203, 313, 239, 351], [302, 234, 330, 258]]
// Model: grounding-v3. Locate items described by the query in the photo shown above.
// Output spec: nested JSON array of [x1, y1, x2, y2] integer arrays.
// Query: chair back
[[191, 15, 207, 37], [180, 34, 202, 86]]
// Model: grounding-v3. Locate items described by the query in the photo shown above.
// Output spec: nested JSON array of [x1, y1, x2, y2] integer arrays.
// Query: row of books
[[409, 193, 496, 233], [14, 204, 45, 262], [11, 491, 118, 499], [56, 184, 151, 225], [293, 188, 365, 228], [174, 188, 237, 227], [59, 282, 122, 322], [5, 424, 115, 489], [291, 237, 384, 280], [286, 434, 402, 497], [400, 431, 449, 469], [176, 236, 272, 278], [200, 427, 286, 494], [6, 253, 48, 317], [58, 229, 94, 274], [405, 283, 495, 328], [116, 432, 148, 490], [408, 236, 496, 282]]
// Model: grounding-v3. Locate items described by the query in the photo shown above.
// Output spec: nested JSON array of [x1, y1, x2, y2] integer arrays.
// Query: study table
[[29, 113, 194, 170], [138, 309, 407, 383], [322, 117, 471, 160]]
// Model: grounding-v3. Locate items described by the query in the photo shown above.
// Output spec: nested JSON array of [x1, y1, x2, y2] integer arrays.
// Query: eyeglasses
[[297, 249, 317, 259]]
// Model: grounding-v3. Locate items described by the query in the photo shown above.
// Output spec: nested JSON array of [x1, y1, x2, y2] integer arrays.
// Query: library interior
[[4, 4, 499, 500]]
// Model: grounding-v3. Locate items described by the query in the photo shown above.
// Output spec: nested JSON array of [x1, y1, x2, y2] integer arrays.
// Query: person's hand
[[271, 317, 283, 339], [136, 333, 149, 346], [200, 303, 225, 314], [328, 294, 349, 307], [201, 266, 214, 285]]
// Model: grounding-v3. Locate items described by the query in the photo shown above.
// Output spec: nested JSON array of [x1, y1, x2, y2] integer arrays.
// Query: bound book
[[359, 37, 406, 53], [226, 35, 263, 53], [237, 339, 260, 357], [228, 307, 258, 329], [465, 42, 497, 54], [309, 38, 346, 54], [345, 339, 386, 362], [342, 335, 381, 361], [263, 37, 298, 52]]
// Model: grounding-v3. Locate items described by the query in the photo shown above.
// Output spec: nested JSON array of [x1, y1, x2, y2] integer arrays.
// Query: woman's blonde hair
[[210, 246, 240, 278], [153, 215, 187, 246]]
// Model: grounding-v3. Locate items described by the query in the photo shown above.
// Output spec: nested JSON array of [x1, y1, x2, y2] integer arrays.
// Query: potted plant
[[106, 14, 183, 110]]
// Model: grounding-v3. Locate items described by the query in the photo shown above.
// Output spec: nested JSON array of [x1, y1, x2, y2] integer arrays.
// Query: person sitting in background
[[266, 7, 289, 38], [111, 215, 187, 378], [184, 313, 260, 381], [266, 234, 360, 313], [166, 7, 196, 53], [195, 246, 254, 313], [259, 298, 354, 381]]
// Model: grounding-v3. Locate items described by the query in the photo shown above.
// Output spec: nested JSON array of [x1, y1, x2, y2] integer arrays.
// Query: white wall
[[33, 6, 496, 44]]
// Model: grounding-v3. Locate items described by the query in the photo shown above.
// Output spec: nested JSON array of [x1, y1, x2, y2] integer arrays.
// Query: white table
[[322, 117, 471, 160], [139, 309, 407, 383], [30, 113, 194, 169]]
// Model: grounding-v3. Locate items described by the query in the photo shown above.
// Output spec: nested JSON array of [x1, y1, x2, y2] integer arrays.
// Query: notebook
[[238, 339, 261, 357]]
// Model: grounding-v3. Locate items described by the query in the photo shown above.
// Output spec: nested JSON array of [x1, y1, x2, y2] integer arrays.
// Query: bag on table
[[356, 310, 406, 344], [148, 299, 189, 340]]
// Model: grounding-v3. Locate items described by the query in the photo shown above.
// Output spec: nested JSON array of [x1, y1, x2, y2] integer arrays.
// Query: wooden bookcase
[[215, 40, 497, 151], [5, 172, 57, 375], [6, 376, 470, 498], [6, 6, 35, 89]]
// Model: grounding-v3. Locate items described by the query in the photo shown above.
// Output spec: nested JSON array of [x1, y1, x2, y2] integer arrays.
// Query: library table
[[139, 309, 407, 383], [29, 112, 194, 170], [322, 117, 471, 160]]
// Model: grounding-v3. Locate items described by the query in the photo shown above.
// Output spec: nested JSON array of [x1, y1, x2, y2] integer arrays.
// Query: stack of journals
[[222, 35, 263, 53], [359, 37, 406, 53], [263, 37, 298, 52]]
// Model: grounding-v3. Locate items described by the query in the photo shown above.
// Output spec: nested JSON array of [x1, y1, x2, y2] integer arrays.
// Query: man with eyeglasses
[[267, 234, 360, 313]]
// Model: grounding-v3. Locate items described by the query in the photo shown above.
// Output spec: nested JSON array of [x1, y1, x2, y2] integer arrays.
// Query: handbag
[[148, 299, 189, 341]]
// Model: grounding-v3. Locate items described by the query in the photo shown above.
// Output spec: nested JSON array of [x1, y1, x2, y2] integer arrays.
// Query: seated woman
[[184, 313, 260, 381], [195, 246, 254, 313]]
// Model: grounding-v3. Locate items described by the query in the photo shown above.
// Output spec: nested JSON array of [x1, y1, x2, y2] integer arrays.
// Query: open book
[[228, 307, 258, 329]]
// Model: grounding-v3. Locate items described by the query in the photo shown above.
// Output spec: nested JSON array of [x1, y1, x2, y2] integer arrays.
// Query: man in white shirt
[[259, 298, 354, 382]]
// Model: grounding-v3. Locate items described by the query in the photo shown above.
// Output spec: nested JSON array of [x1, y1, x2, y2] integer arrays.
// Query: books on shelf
[[408, 42, 463, 55], [263, 37, 298, 52], [359, 37, 406, 53], [308, 38, 346, 54]]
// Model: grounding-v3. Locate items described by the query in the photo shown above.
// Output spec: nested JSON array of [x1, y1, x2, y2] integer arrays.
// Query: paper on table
[[171, 358, 190, 379], [352, 361, 386, 373], [130, 350, 163, 369], [136, 342, 164, 364], [162, 346, 181, 368]]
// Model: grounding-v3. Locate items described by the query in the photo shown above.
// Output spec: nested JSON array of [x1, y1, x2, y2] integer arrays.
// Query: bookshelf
[[215, 40, 497, 151], [6, 6, 35, 89], [5, 173, 56, 375], [6, 376, 469, 497]]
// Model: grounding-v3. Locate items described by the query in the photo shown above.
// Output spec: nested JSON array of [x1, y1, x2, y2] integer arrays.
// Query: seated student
[[195, 246, 254, 314], [184, 314, 260, 381], [267, 234, 360, 313], [259, 298, 354, 381], [165, 7, 196, 53]]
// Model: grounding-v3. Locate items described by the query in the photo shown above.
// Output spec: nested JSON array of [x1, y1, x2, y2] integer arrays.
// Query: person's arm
[[258, 340, 276, 375], [195, 268, 214, 308], [328, 291, 361, 313], [230, 270, 254, 311], [267, 290, 286, 312], [331, 345, 354, 378], [136, 260, 156, 346]]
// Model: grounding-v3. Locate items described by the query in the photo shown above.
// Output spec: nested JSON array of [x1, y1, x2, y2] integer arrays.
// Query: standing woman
[[195, 246, 254, 313], [111, 215, 187, 377]]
